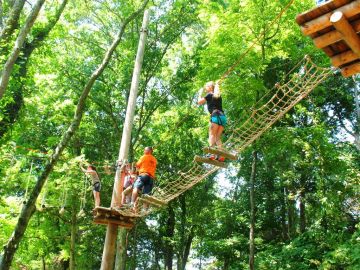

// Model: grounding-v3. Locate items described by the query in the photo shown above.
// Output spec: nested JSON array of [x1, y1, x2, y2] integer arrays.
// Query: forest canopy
[[0, 0, 359, 269]]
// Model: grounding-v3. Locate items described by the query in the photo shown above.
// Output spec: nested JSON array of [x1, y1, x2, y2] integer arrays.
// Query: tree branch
[[0, 0, 25, 42], [0, 1, 149, 269], [0, 0, 45, 99]]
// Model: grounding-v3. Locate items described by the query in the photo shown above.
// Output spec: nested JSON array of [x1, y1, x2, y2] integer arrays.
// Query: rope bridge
[[102, 56, 333, 218]]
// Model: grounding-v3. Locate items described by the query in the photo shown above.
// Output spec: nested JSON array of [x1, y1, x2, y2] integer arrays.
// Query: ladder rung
[[194, 155, 228, 168], [203, 147, 237, 160]]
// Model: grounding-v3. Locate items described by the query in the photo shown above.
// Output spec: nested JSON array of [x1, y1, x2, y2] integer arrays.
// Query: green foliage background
[[0, 0, 359, 269]]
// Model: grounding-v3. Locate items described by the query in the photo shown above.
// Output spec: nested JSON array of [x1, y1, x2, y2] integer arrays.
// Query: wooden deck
[[296, 0, 360, 77], [93, 206, 136, 229]]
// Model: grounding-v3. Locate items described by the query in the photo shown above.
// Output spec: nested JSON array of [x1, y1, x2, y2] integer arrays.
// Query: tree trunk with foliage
[[354, 78, 360, 150], [249, 150, 257, 270], [0, 0, 3, 29], [0, 0, 25, 42], [281, 187, 288, 240], [299, 174, 307, 234], [164, 205, 175, 270], [286, 187, 296, 238], [69, 201, 77, 270], [0, 3, 146, 267], [177, 195, 194, 270], [0, 0, 68, 138], [0, 0, 45, 99]]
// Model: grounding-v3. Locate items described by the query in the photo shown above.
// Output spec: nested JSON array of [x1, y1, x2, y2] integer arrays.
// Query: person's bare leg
[[215, 125, 224, 148], [121, 187, 131, 205], [131, 188, 139, 203], [93, 191, 100, 207], [209, 123, 219, 147]]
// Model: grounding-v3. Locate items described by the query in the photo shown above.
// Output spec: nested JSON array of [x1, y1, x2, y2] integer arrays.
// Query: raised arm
[[80, 164, 87, 173], [213, 81, 221, 98], [197, 87, 206, 105]]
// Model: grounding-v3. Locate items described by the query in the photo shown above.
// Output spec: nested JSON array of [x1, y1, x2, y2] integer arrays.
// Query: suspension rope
[[219, 0, 296, 84]]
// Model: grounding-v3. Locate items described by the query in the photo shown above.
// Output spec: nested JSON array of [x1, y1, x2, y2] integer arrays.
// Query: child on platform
[[80, 164, 101, 208]]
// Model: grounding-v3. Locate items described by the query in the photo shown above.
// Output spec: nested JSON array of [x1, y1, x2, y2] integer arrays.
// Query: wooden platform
[[296, 0, 360, 77], [203, 147, 237, 160], [194, 155, 228, 168], [93, 206, 136, 229]]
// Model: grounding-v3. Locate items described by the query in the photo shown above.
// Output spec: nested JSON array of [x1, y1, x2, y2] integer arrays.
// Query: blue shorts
[[133, 174, 154, 195], [211, 115, 227, 127]]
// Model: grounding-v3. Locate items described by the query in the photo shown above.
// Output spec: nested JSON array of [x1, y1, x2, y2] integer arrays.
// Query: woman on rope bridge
[[80, 164, 101, 208], [197, 81, 227, 162]]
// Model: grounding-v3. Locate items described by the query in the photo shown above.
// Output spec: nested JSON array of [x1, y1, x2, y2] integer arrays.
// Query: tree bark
[[286, 188, 296, 238], [104, 6, 150, 270], [299, 175, 306, 234], [0, 0, 68, 138], [354, 76, 360, 150], [164, 205, 175, 270], [0, 0, 3, 29], [114, 229, 127, 270], [131, 227, 137, 270], [0, 0, 25, 42], [281, 187, 288, 240], [176, 196, 194, 270], [249, 150, 257, 270], [69, 201, 77, 270], [0, 0, 45, 99], [0, 3, 137, 268]]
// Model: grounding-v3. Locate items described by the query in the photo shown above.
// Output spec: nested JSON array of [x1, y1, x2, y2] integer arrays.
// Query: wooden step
[[139, 195, 167, 207], [194, 155, 228, 168], [203, 147, 237, 160]]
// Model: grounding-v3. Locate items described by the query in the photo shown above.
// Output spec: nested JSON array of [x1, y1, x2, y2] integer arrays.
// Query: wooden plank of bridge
[[194, 155, 228, 168], [203, 147, 237, 160]]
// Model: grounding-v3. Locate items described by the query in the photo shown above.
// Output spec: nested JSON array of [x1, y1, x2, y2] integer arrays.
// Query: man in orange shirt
[[131, 146, 157, 208]]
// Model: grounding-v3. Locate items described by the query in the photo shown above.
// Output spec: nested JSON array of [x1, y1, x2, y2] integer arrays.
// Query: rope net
[[116, 56, 333, 218]]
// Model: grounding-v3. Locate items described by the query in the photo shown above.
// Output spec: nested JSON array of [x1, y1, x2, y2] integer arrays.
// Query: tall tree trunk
[[0, 0, 45, 99], [180, 227, 194, 270], [41, 256, 45, 270], [0, 0, 3, 29], [69, 201, 77, 270], [106, 6, 149, 270], [177, 196, 194, 270], [223, 256, 230, 270], [299, 189, 306, 233], [287, 188, 296, 238], [0, 0, 25, 42], [114, 229, 127, 270], [0, 0, 68, 138], [164, 205, 175, 270], [281, 187, 288, 240], [249, 150, 257, 270], [0, 5, 140, 267], [131, 227, 137, 270], [354, 77, 360, 150]]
